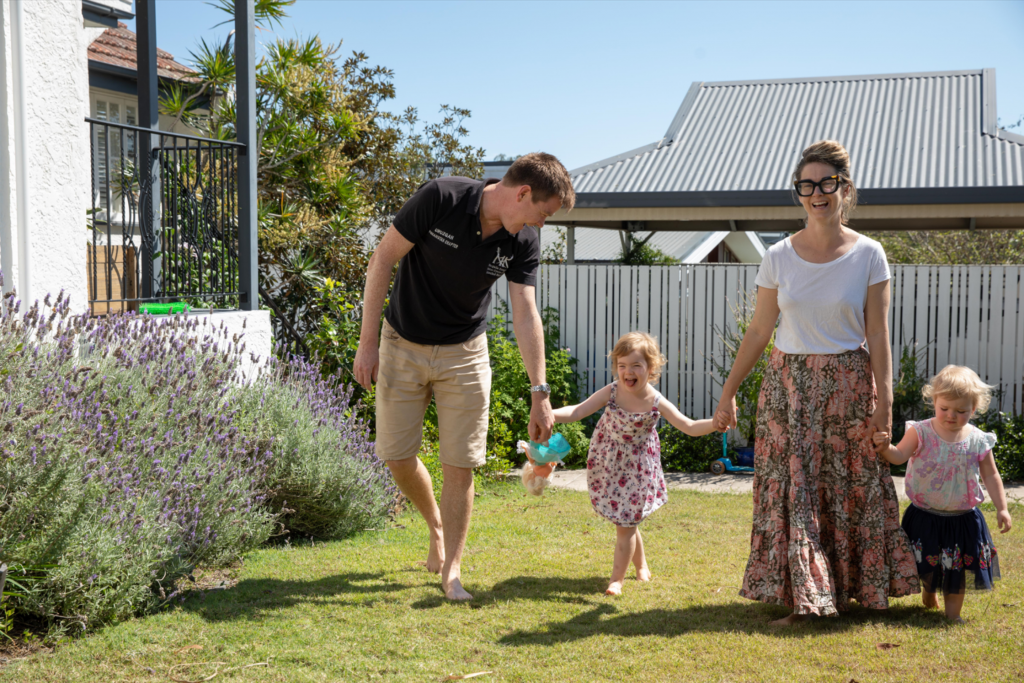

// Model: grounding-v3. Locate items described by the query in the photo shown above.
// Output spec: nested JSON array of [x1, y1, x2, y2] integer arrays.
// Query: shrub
[[891, 343, 931, 443], [0, 277, 396, 637], [976, 411, 1024, 483], [711, 293, 774, 444], [0, 291, 274, 636], [659, 428, 729, 473], [486, 303, 589, 466], [233, 354, 397, 540]]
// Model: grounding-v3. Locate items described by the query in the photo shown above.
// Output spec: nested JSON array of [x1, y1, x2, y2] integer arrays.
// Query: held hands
[[867, 409, 892, 454], [713, 396, 738, 433]]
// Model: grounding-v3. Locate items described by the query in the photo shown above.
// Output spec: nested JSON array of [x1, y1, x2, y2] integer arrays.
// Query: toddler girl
[[873, 364, 1013, 622], [553, 332, 719, 595]]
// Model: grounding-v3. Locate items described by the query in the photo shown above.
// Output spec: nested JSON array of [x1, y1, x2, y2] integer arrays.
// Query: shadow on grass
[[494, 599, 950, 645], [410, 575, 609, 610], [183, 572, 410, 622]]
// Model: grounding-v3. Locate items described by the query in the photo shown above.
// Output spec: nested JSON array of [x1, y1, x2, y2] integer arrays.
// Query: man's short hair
[[501, 152, 576, 211]]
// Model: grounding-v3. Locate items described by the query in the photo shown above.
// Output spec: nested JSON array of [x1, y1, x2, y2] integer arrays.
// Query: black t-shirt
[[385, 177, 540, 345]]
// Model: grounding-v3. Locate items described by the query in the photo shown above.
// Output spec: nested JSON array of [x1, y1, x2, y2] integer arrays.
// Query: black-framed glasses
[[794, 175, 841, 197]]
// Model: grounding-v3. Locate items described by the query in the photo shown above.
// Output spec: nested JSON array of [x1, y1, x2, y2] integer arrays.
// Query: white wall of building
[[0, 0, 93, 311], [1, 1, 269, 363], [187, 309, 273, 381]]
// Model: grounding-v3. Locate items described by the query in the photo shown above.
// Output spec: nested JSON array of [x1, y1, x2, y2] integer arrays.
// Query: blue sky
[[133, 0, 1024, 171]]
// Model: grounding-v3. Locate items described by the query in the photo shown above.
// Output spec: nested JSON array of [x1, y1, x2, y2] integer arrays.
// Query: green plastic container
[[139, 302, 190, 315]]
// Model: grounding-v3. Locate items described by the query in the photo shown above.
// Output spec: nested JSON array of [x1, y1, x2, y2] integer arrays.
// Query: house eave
[[82, 0, 134, 28], [573, 187, 1024, 211]]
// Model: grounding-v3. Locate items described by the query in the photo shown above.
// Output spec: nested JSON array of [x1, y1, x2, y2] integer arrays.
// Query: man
[[353, 153, 575, 600]]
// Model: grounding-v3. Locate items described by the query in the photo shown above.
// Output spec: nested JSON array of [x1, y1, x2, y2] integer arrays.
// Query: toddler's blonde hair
[[609, 332, 667, 385], [922, 364, 994, 414]]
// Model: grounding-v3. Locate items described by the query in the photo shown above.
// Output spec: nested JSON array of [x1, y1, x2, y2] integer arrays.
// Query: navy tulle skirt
[[902, 504, 1000, 595]]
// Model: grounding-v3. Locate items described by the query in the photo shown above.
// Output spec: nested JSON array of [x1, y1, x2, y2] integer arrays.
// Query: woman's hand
[[714, 395, 738, 432], [867, 407, 892, 453]]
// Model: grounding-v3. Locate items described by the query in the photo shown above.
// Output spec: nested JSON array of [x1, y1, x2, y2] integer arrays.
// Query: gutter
[[82, 0, 135, 28]]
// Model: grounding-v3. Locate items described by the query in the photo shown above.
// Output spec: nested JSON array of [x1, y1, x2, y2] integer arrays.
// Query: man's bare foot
[[769, 612, 811, 626], [443, 577, 472, 601], [425, 531, 444, 574], [636, 567, 652, 582], [922, 593, 939, 609], [605, 581, 623, 596]]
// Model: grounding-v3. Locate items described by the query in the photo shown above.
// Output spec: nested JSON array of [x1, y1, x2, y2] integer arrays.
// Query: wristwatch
[[530, 383, 551, 396]]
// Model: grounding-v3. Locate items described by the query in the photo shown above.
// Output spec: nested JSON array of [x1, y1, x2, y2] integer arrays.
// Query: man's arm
[[508, 282, 553, 443], [353, 226, 415, 390]]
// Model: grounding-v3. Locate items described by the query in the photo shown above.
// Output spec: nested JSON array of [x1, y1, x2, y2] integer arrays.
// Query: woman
[[714, 140, 919, 625]]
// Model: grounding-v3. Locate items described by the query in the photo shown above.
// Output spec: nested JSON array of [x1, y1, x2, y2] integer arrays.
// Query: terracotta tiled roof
[[88, 22, 199, 83]]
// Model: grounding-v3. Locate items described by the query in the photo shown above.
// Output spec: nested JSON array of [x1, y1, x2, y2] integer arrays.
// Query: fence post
[[136, 0, 161, 300], [236, 0, 258, 311]]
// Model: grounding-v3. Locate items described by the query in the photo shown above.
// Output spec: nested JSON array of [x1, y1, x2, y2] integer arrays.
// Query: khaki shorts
[[376, 320, 491, 469]]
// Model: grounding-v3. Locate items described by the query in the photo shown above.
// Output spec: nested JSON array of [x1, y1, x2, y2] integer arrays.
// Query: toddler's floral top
[[904, 419, 997, 511]]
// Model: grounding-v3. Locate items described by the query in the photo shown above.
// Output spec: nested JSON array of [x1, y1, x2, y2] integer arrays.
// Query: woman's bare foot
[[922, 592, 939, 609], [425, 531, 444, 574], [636, 567, 652, 582], [442, 577, 472, 601], [605, 581, 624, 596], [769, 612, 811, 626]]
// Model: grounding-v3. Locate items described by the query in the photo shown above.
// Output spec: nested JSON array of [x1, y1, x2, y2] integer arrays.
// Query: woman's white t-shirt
[[754, 234, 891, 355]]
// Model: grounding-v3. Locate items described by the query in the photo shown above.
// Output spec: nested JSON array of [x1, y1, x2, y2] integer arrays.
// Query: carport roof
[[570, 69, 1024, 210]]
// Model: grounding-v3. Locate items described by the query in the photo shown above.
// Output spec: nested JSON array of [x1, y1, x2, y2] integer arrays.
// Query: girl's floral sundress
[[586, 382, 667, 527]]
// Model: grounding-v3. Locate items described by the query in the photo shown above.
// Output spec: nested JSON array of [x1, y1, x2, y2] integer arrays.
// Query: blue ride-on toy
[[710, 433, 755, 475]]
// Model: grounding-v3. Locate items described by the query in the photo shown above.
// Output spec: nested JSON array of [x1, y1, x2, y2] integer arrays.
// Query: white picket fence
[[488, 264, 1024, 417]]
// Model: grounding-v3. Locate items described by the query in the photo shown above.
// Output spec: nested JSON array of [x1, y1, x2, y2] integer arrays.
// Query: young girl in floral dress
[[873, 365, 1012, 622], [553, 332, 719, 595]]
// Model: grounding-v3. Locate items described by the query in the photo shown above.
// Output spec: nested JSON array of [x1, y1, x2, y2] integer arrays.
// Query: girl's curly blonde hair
[[922, 365, 994, 414], [609, 332, 667, 385]]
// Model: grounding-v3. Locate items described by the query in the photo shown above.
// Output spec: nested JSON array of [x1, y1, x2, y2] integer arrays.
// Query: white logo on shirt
[[492, 247, 512, 269], [486, 246, 513, 278]]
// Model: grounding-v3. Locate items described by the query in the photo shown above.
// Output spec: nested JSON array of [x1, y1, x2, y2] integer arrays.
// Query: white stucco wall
[[0, 0, 92, 311], [186, 309, 273, 381]]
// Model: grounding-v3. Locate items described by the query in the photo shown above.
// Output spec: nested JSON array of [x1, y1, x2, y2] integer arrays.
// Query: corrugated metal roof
[[573, 69, 1024, 194]]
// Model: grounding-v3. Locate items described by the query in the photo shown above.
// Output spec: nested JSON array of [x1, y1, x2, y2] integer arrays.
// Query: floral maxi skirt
[[739, 348, 920, 616]]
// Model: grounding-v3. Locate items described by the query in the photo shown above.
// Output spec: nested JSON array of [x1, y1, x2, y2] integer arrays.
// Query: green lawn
[[6, 483, 1023, 682]]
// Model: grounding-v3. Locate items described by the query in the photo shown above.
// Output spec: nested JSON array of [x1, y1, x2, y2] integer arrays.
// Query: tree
[[616, 231, 678, 265], [874, 230, 1024, 265], [163, 0, 485, 378]]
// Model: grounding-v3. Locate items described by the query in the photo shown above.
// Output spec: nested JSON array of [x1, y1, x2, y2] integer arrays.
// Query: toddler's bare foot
[[922, 593, 939, 609], [425, 531, 444, 574], [769, 613, 810, 627], [636, 567, 652, 582], [605, 581, 623, 596], [443, 577, 472, 601]]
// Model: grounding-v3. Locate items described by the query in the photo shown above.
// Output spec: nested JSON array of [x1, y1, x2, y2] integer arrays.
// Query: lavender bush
[[236, 351, 397, 539], [0, 276, 395, 637]]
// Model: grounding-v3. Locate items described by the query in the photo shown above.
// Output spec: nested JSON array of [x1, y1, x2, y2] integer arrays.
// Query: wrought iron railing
[[87, 118, 245, 315]]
